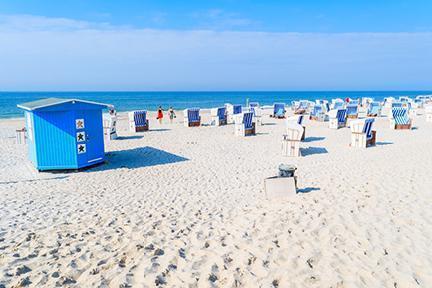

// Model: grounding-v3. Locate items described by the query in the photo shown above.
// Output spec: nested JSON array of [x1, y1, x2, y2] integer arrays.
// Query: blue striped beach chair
[[129, 110, 149, 132], [210, 107, 227, 126], [273, 103, 286, 118], [310, 105, 324, 121], [184, 108, 201, 127], [351, 118, 376, 147], [346, 104, 358, 119], [329, 108, 347, 129], [367, 101, 381, 116], [391, 107, 411, 129], [235, 111, 255, 136]]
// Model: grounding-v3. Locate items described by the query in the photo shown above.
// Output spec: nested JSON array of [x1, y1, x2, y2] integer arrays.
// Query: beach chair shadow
[[297, 187, 320, 194], [149, 128, 171, 132], [94, 146, 189, 170], [301, 147, 328, 156], [116, 135, 144, 140], [375, 141, 393, 146], [303, 136, 325, 143]]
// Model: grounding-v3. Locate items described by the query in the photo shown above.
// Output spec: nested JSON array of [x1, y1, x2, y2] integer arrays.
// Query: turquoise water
[[1, 91, 431, 118]]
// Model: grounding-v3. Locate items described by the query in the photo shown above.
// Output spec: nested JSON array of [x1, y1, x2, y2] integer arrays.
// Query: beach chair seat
[[129, 110, 149, 132], [282, 122, 303, 157], [346, 104, 359, 119], [328, 109, 347, 129], [390, 107, 411, 129], [184, 108, 201, 127], [294, 101, 308, 114], [273, 103, 286, 118], [211, 107, 227, 126], [350, 118, 376, 148], [235, 112, 255, 136]]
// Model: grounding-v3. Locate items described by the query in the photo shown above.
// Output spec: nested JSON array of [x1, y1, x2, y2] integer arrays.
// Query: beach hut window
[[76, 118, 85, 129]]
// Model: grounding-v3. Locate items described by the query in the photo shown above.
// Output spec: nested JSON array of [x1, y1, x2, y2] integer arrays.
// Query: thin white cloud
[[0, 14, 431, 90], [0, 14, 118, 32], [190, 9, 258, 30]]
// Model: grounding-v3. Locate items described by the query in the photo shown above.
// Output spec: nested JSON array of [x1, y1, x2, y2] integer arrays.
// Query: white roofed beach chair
[[129, 110, 149, 132], [286, 115, 305, 140], [211, 107, 227, 126], [184, 108, 201, 127], [104, 114, 118, 140], [350, 118, 376, 148], [282, 122, 303, 157], [390, 107, 411, 129], [235, 111, 255, 136], [328, 109, 347, 129]]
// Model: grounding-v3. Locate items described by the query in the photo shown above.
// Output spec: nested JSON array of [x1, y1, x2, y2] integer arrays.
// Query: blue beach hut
[[17, 98, 110, 171]]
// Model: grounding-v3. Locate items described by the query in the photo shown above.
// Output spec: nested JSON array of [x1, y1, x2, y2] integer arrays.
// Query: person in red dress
[[157, 106, 163, 124]]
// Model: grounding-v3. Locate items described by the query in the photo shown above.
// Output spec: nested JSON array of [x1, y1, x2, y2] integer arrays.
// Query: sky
[[0, 0, 431, 91]]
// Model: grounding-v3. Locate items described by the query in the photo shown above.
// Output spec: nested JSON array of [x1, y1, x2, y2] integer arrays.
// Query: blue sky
[[0, 1, 431, 90]]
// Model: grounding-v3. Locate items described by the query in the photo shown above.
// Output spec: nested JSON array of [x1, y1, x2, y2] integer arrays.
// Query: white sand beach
[[1, 110, 432, 287]]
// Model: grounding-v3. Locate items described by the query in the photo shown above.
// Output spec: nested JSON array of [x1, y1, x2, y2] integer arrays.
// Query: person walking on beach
[[157, 106, 164, 124], [168, 107, 176, 124]]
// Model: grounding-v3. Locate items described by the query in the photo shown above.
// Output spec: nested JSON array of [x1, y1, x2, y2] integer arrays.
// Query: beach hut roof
[[17, 97, 110, 111]]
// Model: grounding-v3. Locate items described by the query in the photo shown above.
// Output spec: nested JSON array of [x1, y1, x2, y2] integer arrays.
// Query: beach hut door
[[76, 112, 104, 165]]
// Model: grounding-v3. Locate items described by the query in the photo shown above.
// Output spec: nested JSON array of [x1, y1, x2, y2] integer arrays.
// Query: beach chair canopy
[[243, 112, 254, 129], [187, 108, 200, 122], [217, 107, 226, 120], [349, 100, 359, 106], [392, 107, 409, 125], [346, 104, 358, 116], [133, 110, 147, 127], [249, 102, 259, 108]]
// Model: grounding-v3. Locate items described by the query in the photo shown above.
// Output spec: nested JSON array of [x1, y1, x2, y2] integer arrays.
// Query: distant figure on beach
[[168, 107, 176, 123], [157, 106, 163, 124]]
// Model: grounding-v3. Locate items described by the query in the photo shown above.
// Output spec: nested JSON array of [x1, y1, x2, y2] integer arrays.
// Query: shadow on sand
[[303, 136, 325, 143], [301, 147, 328, 156], [116, 135, 143, 140], [375, 141, 393, 146], [297, 187, 320, 194], [92, 146, 189, 170]]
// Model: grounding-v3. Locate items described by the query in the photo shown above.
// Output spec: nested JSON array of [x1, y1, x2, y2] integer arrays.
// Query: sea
[[1, 91, 431, 118]]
